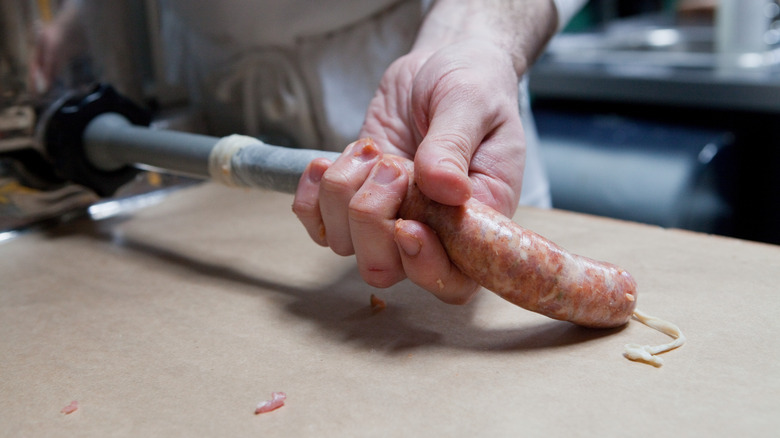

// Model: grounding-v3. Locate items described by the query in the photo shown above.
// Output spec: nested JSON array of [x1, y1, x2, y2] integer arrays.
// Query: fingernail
[[308, 163, 325, 183], [395, 220, 421, 257], [353, 138, 379, 162], [371, 160, 401, 185], [434, 158, 471, 201]]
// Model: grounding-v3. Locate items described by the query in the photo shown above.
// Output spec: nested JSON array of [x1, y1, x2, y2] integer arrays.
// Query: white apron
[[157, 0, 560, 207]]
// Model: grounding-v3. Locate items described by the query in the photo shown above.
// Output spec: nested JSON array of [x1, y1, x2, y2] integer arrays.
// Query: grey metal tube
[[84, 112, 216, 177], [83, 112, 340, 193]]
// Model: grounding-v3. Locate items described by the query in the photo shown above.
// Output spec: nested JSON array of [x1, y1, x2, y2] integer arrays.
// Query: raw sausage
[[370, 294, 387, 313], [61, 400, 78, 414], [393, 155, 637, 328], [255, 392, 286, 414]]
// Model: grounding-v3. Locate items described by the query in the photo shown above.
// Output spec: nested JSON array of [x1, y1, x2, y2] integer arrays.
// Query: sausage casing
[[399, 182, 637, 328]]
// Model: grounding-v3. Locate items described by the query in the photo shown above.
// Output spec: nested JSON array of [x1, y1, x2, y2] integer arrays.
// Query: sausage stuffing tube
[[83, 112, 340, 194]]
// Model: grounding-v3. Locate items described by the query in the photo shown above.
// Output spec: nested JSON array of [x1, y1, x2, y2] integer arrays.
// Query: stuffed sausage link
[[397, 158, 637, 328]]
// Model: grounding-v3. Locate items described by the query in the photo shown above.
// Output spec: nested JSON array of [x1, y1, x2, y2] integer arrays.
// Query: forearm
[[412, 0, 559, 77]]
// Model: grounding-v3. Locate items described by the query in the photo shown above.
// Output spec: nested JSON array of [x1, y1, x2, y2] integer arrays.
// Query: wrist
[[413, 0, 558, 77]]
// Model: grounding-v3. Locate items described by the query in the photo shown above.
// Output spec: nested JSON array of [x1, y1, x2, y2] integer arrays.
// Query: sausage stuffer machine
[[40, 84, 340, 198]]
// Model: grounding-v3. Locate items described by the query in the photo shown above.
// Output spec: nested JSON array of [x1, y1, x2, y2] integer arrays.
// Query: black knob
[[43, 84, 151, 196]]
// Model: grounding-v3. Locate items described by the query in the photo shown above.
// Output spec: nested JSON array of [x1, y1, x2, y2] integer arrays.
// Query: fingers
[[294, 147, 411, 288], [292, 157, 331, 246], [320, 139, 384, 255], [293, 139, 382, 255], [394, 219, 480, 304], [349, 158, 409, 287], [412, 89, 482, 207], [294, 148, 479, 300]]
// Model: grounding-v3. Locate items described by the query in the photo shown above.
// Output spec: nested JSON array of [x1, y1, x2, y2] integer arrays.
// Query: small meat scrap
[[61, 400, 79, 415], [370, 294, 386, 313], [255, 392, 286, 415]]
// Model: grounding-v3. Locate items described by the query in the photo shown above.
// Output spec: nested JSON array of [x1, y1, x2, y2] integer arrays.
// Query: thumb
[[413, 120, 474, 206], [411, 51, 501, 206], [414, 92, 498, 206]]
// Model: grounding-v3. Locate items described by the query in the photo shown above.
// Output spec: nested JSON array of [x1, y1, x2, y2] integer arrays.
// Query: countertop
[[1, 183, 778, 436]]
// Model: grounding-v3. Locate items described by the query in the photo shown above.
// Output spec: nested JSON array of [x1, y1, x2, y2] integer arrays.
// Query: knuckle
[[291, 199, 315, 219], [363, 271, 402, 289], [348, 198, 379, 226], [319, 167, 353, 196], [330, 242, 355, 257], [360, 264, 405, 289], [430, 131, 472, 158]]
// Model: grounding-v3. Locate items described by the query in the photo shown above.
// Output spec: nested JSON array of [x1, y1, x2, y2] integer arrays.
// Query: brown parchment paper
[[1, 183, 778, 437]]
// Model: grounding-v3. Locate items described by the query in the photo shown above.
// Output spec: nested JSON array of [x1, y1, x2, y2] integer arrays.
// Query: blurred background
[[1, 0, 778, 244], [531, 0, 780, 245]]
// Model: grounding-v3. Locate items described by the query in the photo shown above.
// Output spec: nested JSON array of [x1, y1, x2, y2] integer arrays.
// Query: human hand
[[293, 39, 526, 304]]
